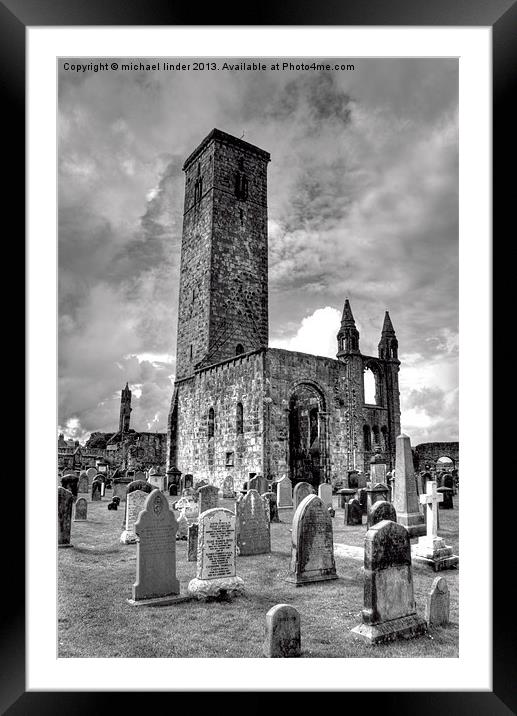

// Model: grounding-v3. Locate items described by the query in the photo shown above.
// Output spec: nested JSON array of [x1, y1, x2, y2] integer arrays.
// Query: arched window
[[208, 408, 215, 440], [236, 402, 243, 435], [381, 425, 388, 450], [235, 172, 248, 200], [364, 368, 376, 404], [372, 425, 380, 446], [390, 338, 398, 360], [235, 343, 245, 355], [363, 424, 371, 451]]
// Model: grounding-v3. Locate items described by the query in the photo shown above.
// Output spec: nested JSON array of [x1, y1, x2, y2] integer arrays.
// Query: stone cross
[[419, 481, 443, 539]]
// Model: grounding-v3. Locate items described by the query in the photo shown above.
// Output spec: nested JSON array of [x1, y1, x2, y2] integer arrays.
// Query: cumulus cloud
[[58, 58, 458, 445]]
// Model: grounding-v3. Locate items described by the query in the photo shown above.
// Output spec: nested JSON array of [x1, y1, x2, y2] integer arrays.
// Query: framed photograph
[[9, 0, 507, 709]]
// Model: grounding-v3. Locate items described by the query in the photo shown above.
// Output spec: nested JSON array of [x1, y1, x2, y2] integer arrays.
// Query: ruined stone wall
[[174, 349, 266, 489], [266, 348, 351, 481], [414, 442, 459, 471]]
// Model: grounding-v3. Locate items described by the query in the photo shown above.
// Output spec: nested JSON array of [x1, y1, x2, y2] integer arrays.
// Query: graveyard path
[[58, 491, 459, 659]]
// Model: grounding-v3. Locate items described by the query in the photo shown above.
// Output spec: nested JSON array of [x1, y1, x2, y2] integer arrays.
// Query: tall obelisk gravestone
[[393, 434, 425, 538]]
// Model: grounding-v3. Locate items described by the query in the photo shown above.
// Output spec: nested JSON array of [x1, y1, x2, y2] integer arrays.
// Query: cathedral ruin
[[166, 129, 402, 491]]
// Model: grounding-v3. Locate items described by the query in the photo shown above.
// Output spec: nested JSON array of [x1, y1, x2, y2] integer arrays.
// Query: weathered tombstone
[[357, 488, 368, 514], [176, 509, 189, 540], [122, 480, 155, 531], [293, 481, 314, 511], [187, 508, 244, 600], [276, 476, 293, 509], [182, 474, 194, 493], [425, 576, 450, 626], [134, 470, 146, 481], [345, 497, 363, 525], [248, 475, 259, 492], [77, 472, 88, 493], [370, 450, 387, 485], [73, 497, 87, 521], [112, 477, 131, 503], [61, 474, 79, 498], [86, 467, 97, 486], [222, 475, 235, 499], [369, 500, 396, 527], [263, 604, 301, 658], [286, 494, 337, 585], [169, 483, 178, 496], [58, 487, 74, 548], [256, 475, 269, 495], [392, 434, 425, 537], [437, 486, 454, 509], [262, 491, 280, 523], [236, 489, 271, 556], [351, 520, 427, 643], [148, 472, 167, 492], [347, 470, 359, 489], [356, 472, 367, 489], [127, 490, 181, 606], [120, 489, 148, 544], [318, 483, 333, 509], [91, 479, 102, 501], [198, 484, 219, 514], [366, 484, 390, 524], [414, 481, 458, 570], [339, 487, 357, 510], [187, 523, 199, 561], [173, 494, 199, 519]]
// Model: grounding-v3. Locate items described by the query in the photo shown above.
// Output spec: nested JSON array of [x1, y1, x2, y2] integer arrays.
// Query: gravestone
[[187, 508, 244, 600], [414, 481, 458, 571], [357, 488, 368, 514], [236, 489, 271, 556], [148, 472, 167, 492], [293, 481, 314, 511], [276, 476, 293, 509], [173, 495, 199, 519], [351, 520, 427, 643], [128, 489, 181, 606], [176, 509, 189, 540], [339, 488, 357, 510], [77, 472, 88, 493], [318, 483, 333, 509], [437, 486, 454, 509], [356, 472, 367, 489], [134, 470, 146, 481], [248, 476, 259, 492], [347, 470, 359, 489], [256, 475, 269, 495], [425, 576, 450, 626], [370, 451, 387, 485], [366, 484, 389, 518], [392, 434, 425, 537], [58, 487, 74, 547], [61, 474, 79, 498], [369, 500, 396, 527], [263, 604, 301, 658], [73, 497, 87, 521], [286, 494, 337, 585], [198, 484, 219, 514], [112, 478, 131, 502], [181, 474, 194, 493], [122, 480, 155, 531], [222, 475, 235, 499], [120, 489, 149, 544], [86, 467, 97, 486], [345, 497, 363, 525], [188, 523, 199, 561], [91, 479, 102, 501], [262, 491, 280, 523]]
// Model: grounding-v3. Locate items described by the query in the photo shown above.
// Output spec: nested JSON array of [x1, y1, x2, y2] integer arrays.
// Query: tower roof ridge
[[183, 128, 271, 171]]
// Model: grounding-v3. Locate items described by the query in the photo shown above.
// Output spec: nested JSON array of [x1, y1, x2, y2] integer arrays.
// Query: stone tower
[[174, 128, 271, 380], [119, 382, 132, 434], [377, 311, 401, 455]]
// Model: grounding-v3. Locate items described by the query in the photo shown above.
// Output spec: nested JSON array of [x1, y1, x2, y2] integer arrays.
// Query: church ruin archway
[[288, 382, 329, 490]]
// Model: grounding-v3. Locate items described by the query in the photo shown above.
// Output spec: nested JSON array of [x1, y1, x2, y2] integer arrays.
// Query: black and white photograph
[[55, 56, 461, 659]]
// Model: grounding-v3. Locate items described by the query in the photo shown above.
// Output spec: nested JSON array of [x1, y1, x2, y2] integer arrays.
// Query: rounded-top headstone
[[263, 604, 301, 658], [287, 494, 337, 584], [369, 500, 397, 527], [425, 576, 450, 626]]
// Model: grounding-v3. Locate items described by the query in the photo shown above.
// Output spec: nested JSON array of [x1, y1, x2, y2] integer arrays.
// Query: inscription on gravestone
[[276, 476, 293, 509], [236, 489, 271, 556], [286, 494, 337, 585]]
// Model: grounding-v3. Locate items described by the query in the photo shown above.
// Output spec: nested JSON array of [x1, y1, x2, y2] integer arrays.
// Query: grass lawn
[[58, 491, 459, 658]]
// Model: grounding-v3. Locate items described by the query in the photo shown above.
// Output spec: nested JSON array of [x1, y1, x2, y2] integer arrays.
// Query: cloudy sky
[[58, 57, 458, 446]]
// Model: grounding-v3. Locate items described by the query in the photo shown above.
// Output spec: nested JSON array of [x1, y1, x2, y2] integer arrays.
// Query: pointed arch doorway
[[288, 382, 329, 491]]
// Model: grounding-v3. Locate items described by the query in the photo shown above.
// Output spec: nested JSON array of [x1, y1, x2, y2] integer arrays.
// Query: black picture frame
[[7, 0, 508, 711]]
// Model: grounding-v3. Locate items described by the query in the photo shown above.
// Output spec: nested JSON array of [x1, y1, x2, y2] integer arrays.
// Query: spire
[[340, 298, 357, 328], [378, 310, 398, 360], [381, 311, 395, 335], [337, 298, 360, 357]]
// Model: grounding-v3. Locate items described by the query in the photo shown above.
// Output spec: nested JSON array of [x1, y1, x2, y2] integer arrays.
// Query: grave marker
[[392, 434, 425, 537], [77, 472, 88, 493], [351, 520, 427, 643], [187, 508, 244, 600], [198, 484, 219, 514], [236, 489, 271, 556], [293, 481, 314, 511], [425, 576, 450, 626], [188, 523, 199, 561], [58, 487, 74, 548], [276, 476, 293, 509], [91, 479, 102, 501], [262, 491, 280, 523], [286, 494, 337, 585], [369, 500, 396, 527], [222, 475, 235, 499], [413, 482, 458, 571], [318, 483, 333, 509], [120, 489, 148, 544], [73, 497, 87, 521], [263, 605, 301, 658]]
